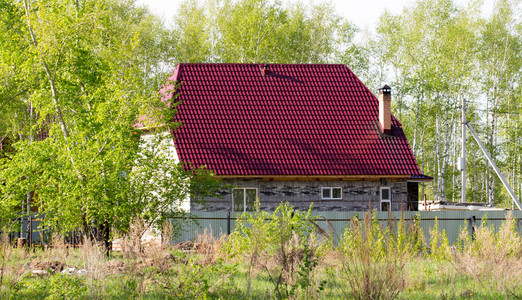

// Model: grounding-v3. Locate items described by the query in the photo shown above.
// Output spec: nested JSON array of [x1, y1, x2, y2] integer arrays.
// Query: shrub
[[339, 212, 409, 300], [10, 274, 49, 299], [163, 257, 238, 299], [46, 274, 87, 300], [453, 213, 522, 296], [428, 217, 451, 261], [225, 202, 322, 299]]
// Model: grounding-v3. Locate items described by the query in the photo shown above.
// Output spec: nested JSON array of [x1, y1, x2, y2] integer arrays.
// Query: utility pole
[[467, 123, 521, 209], [460, 97, 466, 203]]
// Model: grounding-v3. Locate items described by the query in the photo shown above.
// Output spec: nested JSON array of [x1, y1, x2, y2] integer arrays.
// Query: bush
[[46, 274, 87, 300], [428, 217, 451, 261], [453, 213, 522, 296], [225, 202, 323, 299], [339, 212, 410, 300]]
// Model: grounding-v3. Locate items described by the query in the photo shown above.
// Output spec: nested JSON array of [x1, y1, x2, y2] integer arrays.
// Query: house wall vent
[[259, 64, 269, 76]]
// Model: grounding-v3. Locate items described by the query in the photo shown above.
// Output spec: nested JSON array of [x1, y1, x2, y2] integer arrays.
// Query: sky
[[136, 0, 498, 30]]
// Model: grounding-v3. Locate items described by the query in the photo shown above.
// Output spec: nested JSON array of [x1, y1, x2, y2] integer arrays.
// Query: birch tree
[[478, 0, 522, 206], [172, 0, 357, 64], [0, 0, 217, 248], [373, 0, 480, 201]]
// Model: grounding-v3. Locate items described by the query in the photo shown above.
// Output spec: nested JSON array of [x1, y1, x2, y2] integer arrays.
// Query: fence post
[[40, 221, 45, 248], [227, 212, 231, 235], [28, 215, 32, 248], [468, 216, 476, 241]]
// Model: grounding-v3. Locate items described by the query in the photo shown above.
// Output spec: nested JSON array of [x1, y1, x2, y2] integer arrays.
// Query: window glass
[[381, 201, 390, 211], [332, 188, 342, 199], [322, 187, 342, 199], [245, 188, 257, 211], [322, 188, 331, 199], [381, 188, 390, 200], [233, 188, 245, 212]]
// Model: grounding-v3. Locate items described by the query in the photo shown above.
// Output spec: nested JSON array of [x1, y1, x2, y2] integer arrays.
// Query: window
[[232, 188, 258, 212], [321, 187, 342, 200], [380, 187, 391, 211]]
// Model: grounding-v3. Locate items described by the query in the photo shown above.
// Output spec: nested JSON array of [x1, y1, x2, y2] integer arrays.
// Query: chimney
[[378, 84, 392, 134]]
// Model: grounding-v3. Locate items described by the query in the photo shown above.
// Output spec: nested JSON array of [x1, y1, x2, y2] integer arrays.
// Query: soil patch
[[22, 260, 65, 274]]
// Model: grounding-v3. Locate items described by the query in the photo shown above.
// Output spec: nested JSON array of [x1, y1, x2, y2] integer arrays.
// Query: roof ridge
[[176, 63, 348, 66]]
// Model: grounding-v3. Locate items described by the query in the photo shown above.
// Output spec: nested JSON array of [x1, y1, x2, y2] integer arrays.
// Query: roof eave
[[407, 175, 434, 182], [217, 175, 413, 181]]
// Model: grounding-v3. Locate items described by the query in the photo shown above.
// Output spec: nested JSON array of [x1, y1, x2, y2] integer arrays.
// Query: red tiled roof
[[161, 63, 425, 177]]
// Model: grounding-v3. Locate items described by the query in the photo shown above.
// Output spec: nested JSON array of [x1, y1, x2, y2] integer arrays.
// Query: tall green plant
[[428, 217, 451, 261], [339, 212, 411, 299], [225, 202, 321, 299]]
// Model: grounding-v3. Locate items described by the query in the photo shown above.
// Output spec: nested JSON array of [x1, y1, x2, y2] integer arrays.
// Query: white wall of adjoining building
[[139, 129, 190, 212]]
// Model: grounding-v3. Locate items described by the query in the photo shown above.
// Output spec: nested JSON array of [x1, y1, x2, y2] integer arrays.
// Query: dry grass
[[1, 213, 522, 299], [0, 231, 13, 287], [453, 214, 522, 297], [120, 217, 147, 259], [44, 233, 70, 262], [193, 228, 227, 265], [80, 237, 107, 299]]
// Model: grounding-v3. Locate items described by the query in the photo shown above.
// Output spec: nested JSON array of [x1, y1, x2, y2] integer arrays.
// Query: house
[[159, 63, 431, 212]]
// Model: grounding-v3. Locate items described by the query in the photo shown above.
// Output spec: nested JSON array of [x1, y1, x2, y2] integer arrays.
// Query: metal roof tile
[[164, 63, 424, 177]]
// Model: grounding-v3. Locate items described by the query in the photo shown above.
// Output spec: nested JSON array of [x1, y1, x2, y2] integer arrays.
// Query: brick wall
[[191, 178, 411, 212]]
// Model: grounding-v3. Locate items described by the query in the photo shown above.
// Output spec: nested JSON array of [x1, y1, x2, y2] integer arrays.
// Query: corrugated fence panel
[[171, 211, 522, 245], [173, 212, 242, 243]]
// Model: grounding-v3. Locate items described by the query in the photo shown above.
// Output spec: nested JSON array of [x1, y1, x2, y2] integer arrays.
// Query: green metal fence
[[172, 210, 522, 245]]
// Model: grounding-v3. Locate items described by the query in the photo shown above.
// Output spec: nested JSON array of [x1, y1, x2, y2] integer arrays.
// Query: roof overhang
[[406, 175, 433, 182], [217, 175, 412, 181]]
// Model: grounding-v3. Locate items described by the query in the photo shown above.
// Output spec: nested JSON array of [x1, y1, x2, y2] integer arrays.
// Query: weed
[[46, 273, 87, 299], [339, 212, 408, 300], [428, 217, 451, 261], [453, 213, 522, 297], [81, 237, 106, 299], [193, 227, 226, 265], [225, 202, 321, 299]]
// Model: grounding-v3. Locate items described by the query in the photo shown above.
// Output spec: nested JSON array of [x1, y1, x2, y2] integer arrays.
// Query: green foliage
[[428, 217, 451, 261], [46, 274, 87, 300], [0, 215, 521, 298], [396, 215, 426, 256], [452, 213, 522, 296], [225, 202, 324, 299], [0, 0, 222, 243], [226, 201, 315, 256], [290, 240, 327, 299], [165, 258, 239, 299], [339, 212, 415, 299], [370, 0, 522, 205], [9, 274, 49, 299], [460, 213, 522, 259], [173, 0, 358, 64]]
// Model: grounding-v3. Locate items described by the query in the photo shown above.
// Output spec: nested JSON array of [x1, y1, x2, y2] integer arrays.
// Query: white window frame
[[380, 187, 391, 211], [321, 187, 343, 200], [232, 187, 258, 212]]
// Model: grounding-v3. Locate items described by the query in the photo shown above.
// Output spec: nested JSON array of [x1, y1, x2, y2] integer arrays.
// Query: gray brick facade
[[191, 178, 418, 212]]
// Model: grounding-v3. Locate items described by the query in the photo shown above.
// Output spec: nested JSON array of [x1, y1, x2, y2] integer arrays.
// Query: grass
[[0, 208, 521, 299]]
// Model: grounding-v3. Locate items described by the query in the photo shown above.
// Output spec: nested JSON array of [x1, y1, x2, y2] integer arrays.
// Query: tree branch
[[0, 89, 27, 109]]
